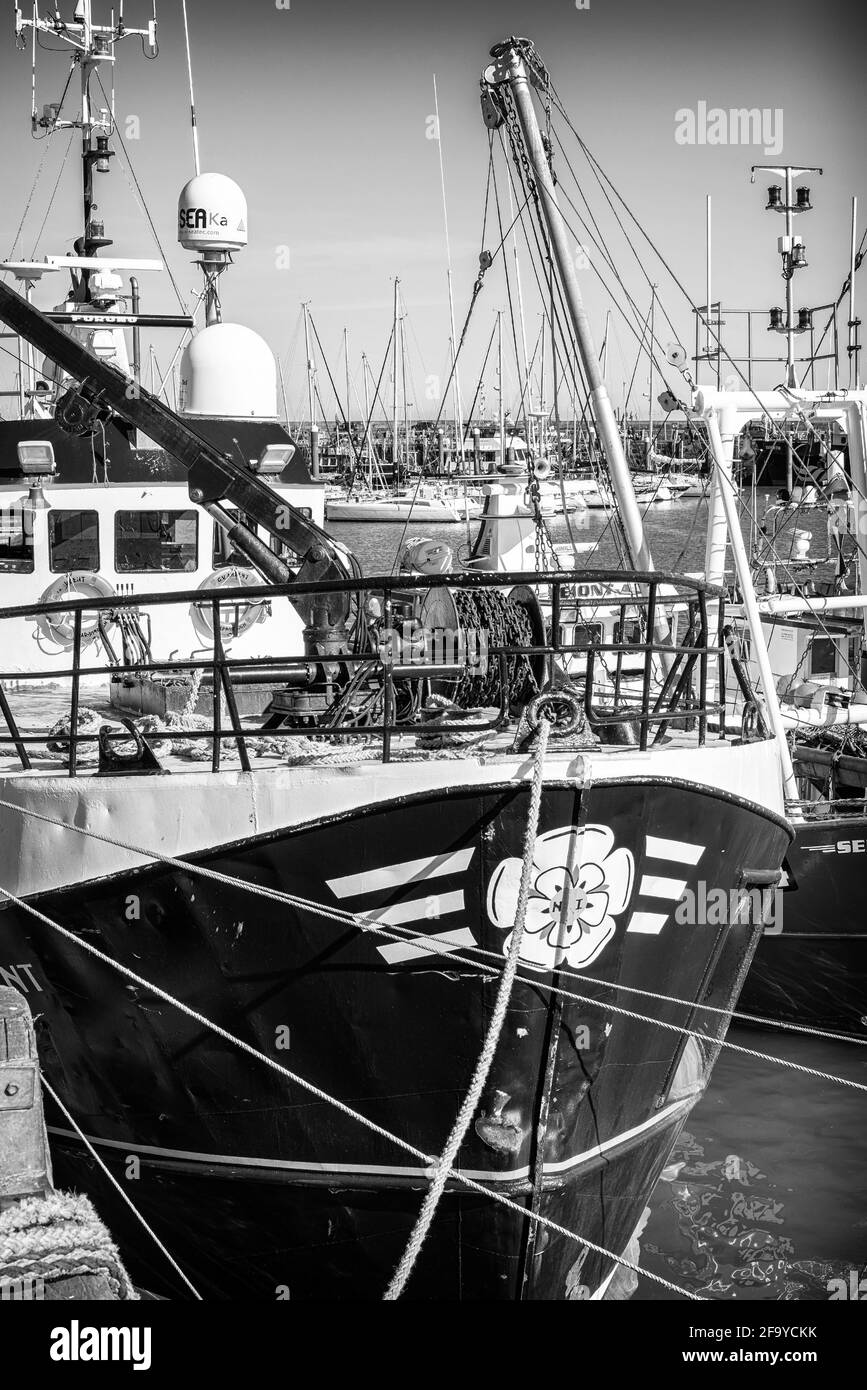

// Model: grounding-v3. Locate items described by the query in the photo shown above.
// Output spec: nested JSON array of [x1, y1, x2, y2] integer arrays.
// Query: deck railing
[[0, 569, 734, 774]]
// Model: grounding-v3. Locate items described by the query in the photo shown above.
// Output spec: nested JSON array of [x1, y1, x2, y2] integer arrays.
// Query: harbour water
[[333, 499, 867, 1303]]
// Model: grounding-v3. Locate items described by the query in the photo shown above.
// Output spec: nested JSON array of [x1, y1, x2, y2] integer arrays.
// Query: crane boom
[[0, 279, 353, 640]]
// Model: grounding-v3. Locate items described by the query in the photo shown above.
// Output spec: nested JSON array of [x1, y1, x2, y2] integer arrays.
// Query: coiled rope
[[383, 718, 550, 1300]]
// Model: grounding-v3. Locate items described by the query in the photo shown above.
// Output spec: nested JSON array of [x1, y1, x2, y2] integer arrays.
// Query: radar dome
[[179, 323, 277, 418], [178, 173, 248, 252]]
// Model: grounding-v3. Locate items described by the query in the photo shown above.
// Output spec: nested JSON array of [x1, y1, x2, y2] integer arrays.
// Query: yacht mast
[[432, 75, 464, 465], [392, 278, 400, 471]]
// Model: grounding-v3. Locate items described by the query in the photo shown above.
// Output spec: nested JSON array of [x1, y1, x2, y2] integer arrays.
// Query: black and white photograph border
[[0, 0, 864, 1358]]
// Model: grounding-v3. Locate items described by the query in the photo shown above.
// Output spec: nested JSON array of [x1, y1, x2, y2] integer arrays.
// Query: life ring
[[35, 572, 116, 649], [190, 566, 270, 645]]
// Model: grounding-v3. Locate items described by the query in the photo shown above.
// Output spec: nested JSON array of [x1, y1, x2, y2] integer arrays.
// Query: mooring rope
[[383, 718, 551, 1300], [0, 795, 864, 1074]]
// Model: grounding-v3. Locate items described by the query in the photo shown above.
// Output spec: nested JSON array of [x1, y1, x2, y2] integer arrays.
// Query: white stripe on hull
[[46, 1093, 694, 1184], [328, 848, 475, 898]]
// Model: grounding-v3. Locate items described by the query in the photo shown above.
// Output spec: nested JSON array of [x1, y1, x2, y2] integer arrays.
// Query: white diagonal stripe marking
[[327, 848, 475, 899], [626, 911, 670, 935], [377, 927, 477, 965], [644, 835, 704, 865], [639, 874, 687, 900], [363, 889, 465, 929]]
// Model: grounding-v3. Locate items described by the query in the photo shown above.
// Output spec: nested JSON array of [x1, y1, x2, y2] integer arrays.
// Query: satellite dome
[[178, 173, 248, 253], [179, 322, 277, 418]]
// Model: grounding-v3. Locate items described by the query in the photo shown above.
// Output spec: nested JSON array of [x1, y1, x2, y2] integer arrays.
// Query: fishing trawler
[[0, 3, 324, 683], [679, 167, 867, 1037], [0, 33, 794, 1302]]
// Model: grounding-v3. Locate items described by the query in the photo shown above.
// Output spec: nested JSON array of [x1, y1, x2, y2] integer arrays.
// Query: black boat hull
[[739, 814, 867, 1037], [0, 771, 790, 1299]]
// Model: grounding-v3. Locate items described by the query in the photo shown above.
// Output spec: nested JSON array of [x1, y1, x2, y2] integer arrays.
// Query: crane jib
[[0, 279, 352, 625]]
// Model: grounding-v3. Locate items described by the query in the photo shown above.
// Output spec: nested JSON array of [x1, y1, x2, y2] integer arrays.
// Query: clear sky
[[1, 0, 866, 419]]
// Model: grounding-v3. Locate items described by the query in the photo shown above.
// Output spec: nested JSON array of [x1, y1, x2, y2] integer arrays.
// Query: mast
[[647, 284, 656, 461], [181, 0, 202, 177], [752, 163, 822, 389], [392, 278, 400, 472], [506, 173, 533, 451], [362, 352, 373, 487], [433, 75, 464, 464], [343, 325, 351, 463], [850, 196, 861, 390], [302, 301, 318, 474], [497, 309, 505, 469], [486, 40, 654, 570], [400, 312, 410, 470], [303, 303, 315, 430]]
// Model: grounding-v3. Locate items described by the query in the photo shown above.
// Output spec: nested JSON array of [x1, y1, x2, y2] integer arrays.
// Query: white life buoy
[[35, 572, 116, 649], [190, 566, 270, 645]]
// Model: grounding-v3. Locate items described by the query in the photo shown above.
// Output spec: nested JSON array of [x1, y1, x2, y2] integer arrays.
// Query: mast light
[[766, 185, 783, 210], [796, 187, 812, 211], [768, 307, 785, 331], [95, 136, 113, 174]]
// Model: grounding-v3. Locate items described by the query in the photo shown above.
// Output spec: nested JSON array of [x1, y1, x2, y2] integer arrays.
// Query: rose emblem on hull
[[486, 824, 635, 971]]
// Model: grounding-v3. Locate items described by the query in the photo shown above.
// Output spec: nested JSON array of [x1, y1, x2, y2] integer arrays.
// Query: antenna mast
[[16, 0, 158, 277], [181, 0, 201, 176], [753, 163, 822, 388]]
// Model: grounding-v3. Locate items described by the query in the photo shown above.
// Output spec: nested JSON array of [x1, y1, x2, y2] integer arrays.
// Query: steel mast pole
[[489, 41, 655, 570], [850, 196, 860, 390]]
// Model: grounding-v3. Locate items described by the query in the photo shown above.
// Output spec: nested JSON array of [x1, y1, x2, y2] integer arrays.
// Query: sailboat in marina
[[0, 34, 795, 1302]]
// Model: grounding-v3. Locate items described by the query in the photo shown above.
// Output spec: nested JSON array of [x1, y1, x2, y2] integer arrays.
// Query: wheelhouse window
[[614, 618, 643, 646], [570, 622, 603, 649], [0, 504, 34, 573], [115, 510, 198, 573], [212, 511, 309, 567], [48, 510, 99, 572], [809, 636, 838, 676]]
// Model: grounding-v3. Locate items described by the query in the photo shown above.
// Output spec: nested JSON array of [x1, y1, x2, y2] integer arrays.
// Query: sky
[[1, 0, 866, 421]]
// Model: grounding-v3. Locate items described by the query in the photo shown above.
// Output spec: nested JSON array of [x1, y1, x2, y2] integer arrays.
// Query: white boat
[[326, 489, 472, 523]]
